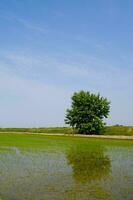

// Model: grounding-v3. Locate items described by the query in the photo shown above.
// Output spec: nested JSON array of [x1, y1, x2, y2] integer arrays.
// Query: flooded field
[[0, 134, 133, 200]]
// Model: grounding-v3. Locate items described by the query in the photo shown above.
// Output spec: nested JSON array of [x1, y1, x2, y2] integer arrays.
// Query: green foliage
[[65, 91, 110, 134]]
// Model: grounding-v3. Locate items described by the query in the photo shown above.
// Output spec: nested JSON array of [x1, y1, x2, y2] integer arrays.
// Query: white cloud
[[1, 50, 133, 90], [0, 10, 48, 34], [16, 18, 48, 34], [4, 52, 44, 66]]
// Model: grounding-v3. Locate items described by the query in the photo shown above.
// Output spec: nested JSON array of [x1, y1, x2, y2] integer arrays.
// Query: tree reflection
[[66, 144, 111, 183]]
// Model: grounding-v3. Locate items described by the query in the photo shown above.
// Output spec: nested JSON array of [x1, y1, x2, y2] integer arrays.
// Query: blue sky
[[0, 0, 133, 127]]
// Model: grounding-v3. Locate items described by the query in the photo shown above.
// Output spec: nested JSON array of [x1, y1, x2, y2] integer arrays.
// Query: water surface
[[0, 134, 133, 200]]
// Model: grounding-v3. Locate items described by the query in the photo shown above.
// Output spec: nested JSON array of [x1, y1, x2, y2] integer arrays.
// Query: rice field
[[0, 133, 133, 200]]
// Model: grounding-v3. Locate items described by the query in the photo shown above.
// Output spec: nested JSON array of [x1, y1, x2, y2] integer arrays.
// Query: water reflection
[[0, 143, 133, 200], [67, 144, 111, 183], [0, 149, 73, 200]]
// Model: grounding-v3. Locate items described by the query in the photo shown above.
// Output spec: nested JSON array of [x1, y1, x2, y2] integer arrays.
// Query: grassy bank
[[0, 126, 133, 136], [103, 126, 133, 136], [0, 127, 73, 134]]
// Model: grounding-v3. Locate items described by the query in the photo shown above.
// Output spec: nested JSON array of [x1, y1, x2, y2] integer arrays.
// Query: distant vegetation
[[0, 127, 73, 134], [103, 126, 133, 136], [0, 126, 133, 136]]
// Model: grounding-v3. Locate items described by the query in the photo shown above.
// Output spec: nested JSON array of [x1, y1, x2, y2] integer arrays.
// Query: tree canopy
[[65, 91, 110, 134]]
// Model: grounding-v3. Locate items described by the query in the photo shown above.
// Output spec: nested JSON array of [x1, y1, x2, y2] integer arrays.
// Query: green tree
[[65, 91, 110, 134]]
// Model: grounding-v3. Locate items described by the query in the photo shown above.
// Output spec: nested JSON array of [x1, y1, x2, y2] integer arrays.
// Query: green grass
[[0, 126, 133, 136], [0, 127, 73, 134], [103, 126, 133, 136], [0, 133, 133, 152]]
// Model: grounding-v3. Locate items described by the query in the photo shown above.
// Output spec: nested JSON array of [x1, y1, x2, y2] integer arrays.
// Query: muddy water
[[0, 143, 133, 199]]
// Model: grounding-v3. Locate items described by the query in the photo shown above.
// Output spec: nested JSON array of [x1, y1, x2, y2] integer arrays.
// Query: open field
[[0, 127, 73, 134], [0, 126, 133, 136], [0, 133, 133, 199]]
